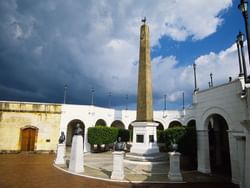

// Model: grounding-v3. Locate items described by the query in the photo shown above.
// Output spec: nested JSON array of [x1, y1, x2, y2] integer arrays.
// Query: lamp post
[[182, 92, 185, 110], [238, 0, 250, 65], [236, 33, 244, 77], [108, 92, 112, 108], [238, 31, 248, 82], [91, 87, 95, 106], [125, 94, 128, 110], [63, 84, 67, 104], [193, 63, 198, 92], [210, 73, 213, 87], [164, 94, 167, 110]]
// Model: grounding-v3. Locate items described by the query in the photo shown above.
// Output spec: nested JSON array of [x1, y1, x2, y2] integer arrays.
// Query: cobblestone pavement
[[0, 153, 239, 188]]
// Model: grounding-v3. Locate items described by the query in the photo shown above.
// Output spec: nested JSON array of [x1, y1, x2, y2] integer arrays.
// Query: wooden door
[[21, 128, 36, 151]]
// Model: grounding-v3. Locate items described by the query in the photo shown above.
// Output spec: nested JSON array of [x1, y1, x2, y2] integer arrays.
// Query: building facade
[[0, 76, 249, 187]]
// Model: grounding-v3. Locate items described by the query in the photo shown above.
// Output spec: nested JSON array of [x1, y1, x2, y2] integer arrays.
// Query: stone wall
[[0, 101, 61, 152]]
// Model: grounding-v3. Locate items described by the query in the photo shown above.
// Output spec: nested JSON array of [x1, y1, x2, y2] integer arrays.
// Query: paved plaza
[[0, 152, 239, 188]]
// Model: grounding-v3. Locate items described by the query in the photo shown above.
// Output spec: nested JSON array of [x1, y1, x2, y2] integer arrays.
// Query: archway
[[187, 120, 196, 128], [66, 119, 85, 146], [168, 121, 182, 128], [155, 121, 164, 130], [20, 126, 38, 151], [111, 120, 125, 129], [207, 114, 231, 177], [128, 123, 134, 142], [95, 119, 107, 127]]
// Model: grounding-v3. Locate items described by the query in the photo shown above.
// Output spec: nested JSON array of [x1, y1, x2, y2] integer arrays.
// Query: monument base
[[69, 135, 84, 173], [111, 151, 125, 180], [168, 152, 183, 182], [54, 143, 65, 165], [130, 121, 159, 155]]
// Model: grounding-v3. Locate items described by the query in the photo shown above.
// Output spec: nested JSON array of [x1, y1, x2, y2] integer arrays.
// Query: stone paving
[[0, 152, 239, 188]]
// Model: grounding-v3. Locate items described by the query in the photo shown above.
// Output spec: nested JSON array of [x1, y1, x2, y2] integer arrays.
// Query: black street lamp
[[236, 33, 244, 77], [91, 87, 95, 105], [238, 0, 250, 65], [108, 92, 112, 108], [238, 31, 248, 82], [210, 73, 213, 87], [182, 92, 185, 110], [63, 84, 67, 104], [125, 94, 128, 110], [193, 63, 198, 92], [163, 94, 167, 110]]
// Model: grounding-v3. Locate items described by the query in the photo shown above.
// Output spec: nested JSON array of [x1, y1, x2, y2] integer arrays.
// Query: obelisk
[[137, 18, 153, 122], [130, 18, 159, 155]]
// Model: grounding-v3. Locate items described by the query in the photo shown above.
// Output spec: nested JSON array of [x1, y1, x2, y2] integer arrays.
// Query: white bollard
[[54, 143, 65, 165], [111, 151, 125, 180], [69, 135, 84, 173], [168, 152, 183, 182]]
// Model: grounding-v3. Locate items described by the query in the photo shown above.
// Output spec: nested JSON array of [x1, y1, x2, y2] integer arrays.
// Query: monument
[[69, 124, 84, 173], [130, 18, 159, 155]]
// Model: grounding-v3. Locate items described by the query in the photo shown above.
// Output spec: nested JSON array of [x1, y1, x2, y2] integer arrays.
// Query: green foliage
[[163, 126, 197, 158], [118, 129, 130, 142], [178, 127, 197, 156], [164, 127, 186, 151], [88, 126, 118, 145], [157, 130, 165, 143]]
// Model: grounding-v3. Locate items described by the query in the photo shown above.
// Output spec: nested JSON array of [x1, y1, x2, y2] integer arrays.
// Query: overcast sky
[[0, 0, 248, 110]]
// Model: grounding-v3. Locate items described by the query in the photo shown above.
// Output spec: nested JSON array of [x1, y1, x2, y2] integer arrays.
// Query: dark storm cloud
[[0, 0, 233, 109]]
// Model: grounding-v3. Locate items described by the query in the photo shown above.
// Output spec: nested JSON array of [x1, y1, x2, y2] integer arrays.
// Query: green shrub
[[118, 129, 130, 142], [164, 127, 186, 151], [157, 130, 165, 143], [88, 126, 118, 145], [178, 127, 197, 156]]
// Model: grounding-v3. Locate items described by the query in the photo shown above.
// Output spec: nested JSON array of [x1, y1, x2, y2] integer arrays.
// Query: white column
[[69, 135, 84, 173], [54, 143, 65, 165], [232, 132, 246, 188], [197, 130, 211, 173], [111, 151, 124, 180], [241, 120, 250, 188]]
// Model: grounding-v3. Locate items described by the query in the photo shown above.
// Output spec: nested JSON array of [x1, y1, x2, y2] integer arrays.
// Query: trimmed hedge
[[163, 126, 197, 158], [157, 130, 165, 143], [88, 126, 118, 145], [118, 129, 130, 142], [164, 127, 186, 151]]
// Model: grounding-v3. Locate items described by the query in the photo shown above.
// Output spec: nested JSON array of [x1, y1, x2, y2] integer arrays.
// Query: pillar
[[197, 130, 211, 173]]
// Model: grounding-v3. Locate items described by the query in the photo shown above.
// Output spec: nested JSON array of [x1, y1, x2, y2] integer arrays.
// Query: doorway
[[21, 127, 38, 151], [208, 114, 231, 177]]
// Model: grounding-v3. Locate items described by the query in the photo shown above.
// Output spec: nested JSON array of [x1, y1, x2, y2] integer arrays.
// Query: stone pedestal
[[69, 135, 84, 173], [111, 151, 124, 180], [54, 144, 65, 165], [130, 121, 159, 155], [168, 152, 183, 182]]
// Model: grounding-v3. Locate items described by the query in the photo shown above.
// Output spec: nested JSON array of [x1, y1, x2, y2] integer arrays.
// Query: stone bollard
[[168, 152, 183, 182], [69, 135, 84, 173], [111, 151, 125, 180], [54, 143, 65, 165]]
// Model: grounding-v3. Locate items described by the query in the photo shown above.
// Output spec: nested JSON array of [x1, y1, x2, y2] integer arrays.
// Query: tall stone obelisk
[[130, 18, 159, 155], [137, 18, 153, 122]]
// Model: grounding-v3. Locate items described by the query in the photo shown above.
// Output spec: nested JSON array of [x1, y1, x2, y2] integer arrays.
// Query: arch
[[201, 106, 232, 130], [187, 120, 196, 128], [155, 121, 164, 130], [95, 119, 107, 127], [20, 126, 38, 151], [111, 120, 125, 129], [168, 120, 183, 128], [206, 114, 232, 177], [66, 119, 85, 146], [128, 121, 135, 142]]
